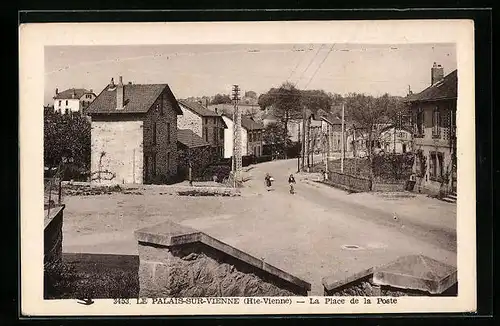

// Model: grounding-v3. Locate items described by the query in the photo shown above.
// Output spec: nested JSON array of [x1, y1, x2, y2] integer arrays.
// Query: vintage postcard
[[20, 20, 476, 316]]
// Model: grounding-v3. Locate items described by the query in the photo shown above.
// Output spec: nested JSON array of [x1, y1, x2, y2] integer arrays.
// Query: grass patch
[[45, 253, 139, 299], [177, 190, 233, 197]]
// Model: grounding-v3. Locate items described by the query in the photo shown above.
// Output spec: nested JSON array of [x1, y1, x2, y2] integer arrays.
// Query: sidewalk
[[301, 178, 456, 233]]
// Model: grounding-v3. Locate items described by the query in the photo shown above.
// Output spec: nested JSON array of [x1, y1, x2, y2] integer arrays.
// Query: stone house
[[53, 88, 96, 115], [176, 129, 212, 179], [406, 64, 457, 196], [221, 114, 264, 158], [86, 77, 183, 184], [177, 100, 227, 159]]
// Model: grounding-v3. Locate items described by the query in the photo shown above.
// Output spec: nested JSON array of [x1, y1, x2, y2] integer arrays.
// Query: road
[[62, 158, 457, 295]]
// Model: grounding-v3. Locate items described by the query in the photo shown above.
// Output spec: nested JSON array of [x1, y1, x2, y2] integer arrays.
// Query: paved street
[[62, 158, 456, 295]]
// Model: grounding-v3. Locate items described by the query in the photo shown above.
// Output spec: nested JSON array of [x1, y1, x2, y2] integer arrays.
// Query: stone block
[[136, 220, 311, 297]]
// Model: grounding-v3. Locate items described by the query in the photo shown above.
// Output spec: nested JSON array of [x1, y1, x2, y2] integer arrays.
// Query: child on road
[[265, 173, 274, 191], [288, 174, 296, 194]]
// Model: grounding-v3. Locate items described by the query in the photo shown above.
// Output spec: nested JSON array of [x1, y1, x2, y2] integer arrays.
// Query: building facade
[[221, 114, 264, 158], [53, 88, 96, 114], [86, 77, 182, 184], [406, 64, 457, 196], [178, 100, 226, 159]]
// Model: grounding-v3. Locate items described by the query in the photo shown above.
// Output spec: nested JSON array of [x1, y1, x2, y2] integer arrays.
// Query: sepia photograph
[[20, 20, 475, 315]]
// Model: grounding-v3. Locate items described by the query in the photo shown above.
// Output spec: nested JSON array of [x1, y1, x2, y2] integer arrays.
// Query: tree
[[44, 107, 91, 173], [211, 93, 232, 105], [344, 93, 397, 179], [244, 90, 257, 99], [258, 82, 302, 158], [301, 89, 333, 115], [262, 122, 291, 158]]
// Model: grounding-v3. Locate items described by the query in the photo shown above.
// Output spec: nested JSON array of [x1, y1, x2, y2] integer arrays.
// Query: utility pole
[[297, 121, 301, 173], [341, 102, 345, 173], [301, 105, 306, 171], [232, 85, 241, 187]]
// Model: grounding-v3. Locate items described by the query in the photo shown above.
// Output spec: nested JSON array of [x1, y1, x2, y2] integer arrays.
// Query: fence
[[44, 175, 64, 219], [326, 171, 372, 192]]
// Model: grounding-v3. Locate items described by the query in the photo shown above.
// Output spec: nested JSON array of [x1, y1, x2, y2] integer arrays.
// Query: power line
[[304, 44, 335, 90], [293, 44, 324, 87], [286, 44, 312, 81]]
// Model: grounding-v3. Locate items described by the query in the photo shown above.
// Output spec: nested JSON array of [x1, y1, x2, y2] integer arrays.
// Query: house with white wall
[[221, 114, 264, 158], [53, 88, 96, 114]]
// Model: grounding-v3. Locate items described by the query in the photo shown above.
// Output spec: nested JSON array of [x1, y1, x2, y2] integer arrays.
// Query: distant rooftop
[[53, 88, 94, 100]]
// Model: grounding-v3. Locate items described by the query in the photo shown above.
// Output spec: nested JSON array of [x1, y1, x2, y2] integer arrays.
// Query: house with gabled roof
[[176, 129, 213, 180], [405, 63, 457, 198], [221, 113, 264, 158], [177, 100, 227, 159], [86, 76, 183, 184], [53, 88, 96, 114]]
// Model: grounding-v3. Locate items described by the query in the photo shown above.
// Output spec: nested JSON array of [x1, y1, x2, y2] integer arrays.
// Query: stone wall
[[91, 117, 144, 184], [324, 274, 457, 296], [372, 182, 407, 192], [138, 243, 303, 297], [44, 206, 64, 270], [143, 93, 179, 183], [323, 255, 457, 297], [44, 205, 64, 298], [135, 221, 310, 297], [178, 104, 203, 138]]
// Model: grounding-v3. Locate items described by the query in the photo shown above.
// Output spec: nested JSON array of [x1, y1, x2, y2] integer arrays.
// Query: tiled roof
[[320, 113, 343, 125], [177, 129, 210, 148], [406, 70, 457, 103], [86, 83, 182, 115], [242, 116, 264, 130], [222, 113, 264, 131], [178, 100, 220, 117], [54, 88, 93, 100]]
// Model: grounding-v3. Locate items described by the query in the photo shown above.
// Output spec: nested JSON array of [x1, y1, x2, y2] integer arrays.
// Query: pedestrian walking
[[265, 173, 274, 191], [288, 174, 296, 194]]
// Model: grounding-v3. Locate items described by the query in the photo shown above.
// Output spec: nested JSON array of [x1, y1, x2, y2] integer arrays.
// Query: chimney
[[116, 76, 124, 110], [90, 89, 93, 93], [72, 89, 76, 98], [55, 88, 59, 95], [431, 62, 444, 85], [109, 78, 115, 89], [215, 107, 218, 115]]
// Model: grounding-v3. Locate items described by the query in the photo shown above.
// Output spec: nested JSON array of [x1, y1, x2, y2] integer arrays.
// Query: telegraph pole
[[301, 105, 306, 171], [341, 102, 345, 173], [232, 85, 241, 187]]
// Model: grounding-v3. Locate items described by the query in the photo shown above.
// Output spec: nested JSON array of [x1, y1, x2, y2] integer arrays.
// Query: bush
[[372, 153, 414, 182], [62, 164, 90, 181], [198, 165, 231, 183], [255, 155, 273, 163]]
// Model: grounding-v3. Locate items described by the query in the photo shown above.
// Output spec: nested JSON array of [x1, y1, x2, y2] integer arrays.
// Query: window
[[429, 152, 444, 181], [166, 123, 171, 144], [432, 106, 441, 137], [402, 143, 407, 153], [219, 128, 224, 140], [205, 127, 208, 142], [167, 152, 170, 172], [58, 100, 61, 106], [66, 100, 68, 105], [65, 108, 69, 115], [213, 127, 217, 144], [152, 122, 157, 145]]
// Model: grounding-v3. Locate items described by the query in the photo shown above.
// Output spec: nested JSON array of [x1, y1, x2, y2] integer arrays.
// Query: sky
[[44, 43, 456, 106]]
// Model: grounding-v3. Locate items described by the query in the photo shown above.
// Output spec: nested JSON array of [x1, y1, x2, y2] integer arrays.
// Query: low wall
[[325, 171, 372, 192], [44, 205, 65, 270], [135, 220, 311, 297], [44, 205, 65, 298], [323, 255, 457, 297], [372, 181, 407, 192]]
